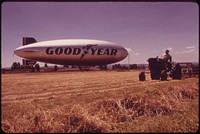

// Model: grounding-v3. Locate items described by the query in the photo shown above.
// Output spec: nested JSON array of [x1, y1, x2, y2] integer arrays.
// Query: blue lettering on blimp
[[46, 46, 118, 58]]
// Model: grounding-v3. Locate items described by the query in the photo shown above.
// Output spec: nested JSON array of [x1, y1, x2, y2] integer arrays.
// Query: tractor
[[139, 57, 182, 81]]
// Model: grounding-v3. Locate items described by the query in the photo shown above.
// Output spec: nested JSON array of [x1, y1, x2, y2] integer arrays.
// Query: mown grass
[[1, 71, 199, 133]]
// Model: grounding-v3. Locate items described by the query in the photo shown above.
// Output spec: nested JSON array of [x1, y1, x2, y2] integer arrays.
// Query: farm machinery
[[139, 57, 182, 81], [147, 57, 182, 80]]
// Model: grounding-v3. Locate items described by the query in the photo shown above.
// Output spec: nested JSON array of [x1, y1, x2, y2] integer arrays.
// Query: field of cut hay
[[1, 71, 199, 133]]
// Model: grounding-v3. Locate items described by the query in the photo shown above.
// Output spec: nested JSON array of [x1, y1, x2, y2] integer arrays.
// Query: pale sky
[[1, 2, 199, 67]]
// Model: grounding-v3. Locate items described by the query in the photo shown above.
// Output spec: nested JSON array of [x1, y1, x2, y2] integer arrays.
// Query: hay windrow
[[2, 72, 198, 133]]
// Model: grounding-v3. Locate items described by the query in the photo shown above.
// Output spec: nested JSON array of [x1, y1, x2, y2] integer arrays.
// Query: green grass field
[[1, 71, 199, 132]]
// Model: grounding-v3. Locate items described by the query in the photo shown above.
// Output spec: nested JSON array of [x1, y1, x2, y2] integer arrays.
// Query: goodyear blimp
[[14, 37, 128, 66]]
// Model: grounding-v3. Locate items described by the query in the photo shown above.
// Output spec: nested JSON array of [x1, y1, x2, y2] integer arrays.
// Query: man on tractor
[[162, 49, 172, 72]]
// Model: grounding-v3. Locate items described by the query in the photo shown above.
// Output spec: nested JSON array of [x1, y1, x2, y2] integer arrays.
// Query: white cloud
[[176, 45, 196, 54], [125, 48, 132, 53], [176, 49, 195, 54], [134, 52, 141, 56], [186, 46, 195, 49], [125, 48, 141, 56], [166, 47, 173, 51]]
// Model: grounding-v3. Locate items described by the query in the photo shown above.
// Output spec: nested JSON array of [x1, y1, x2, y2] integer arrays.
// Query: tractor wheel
[[139, 71, 146, 81], [161, 70, 167, 81], [150, 71, 160, 80]]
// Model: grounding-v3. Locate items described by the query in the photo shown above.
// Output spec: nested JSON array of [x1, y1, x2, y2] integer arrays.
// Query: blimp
[[14, 37, 128, 66]]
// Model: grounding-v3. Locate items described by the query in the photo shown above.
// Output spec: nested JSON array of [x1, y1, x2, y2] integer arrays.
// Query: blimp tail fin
[[23, 37, 37, 46], [22, 37, 37, 66]]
